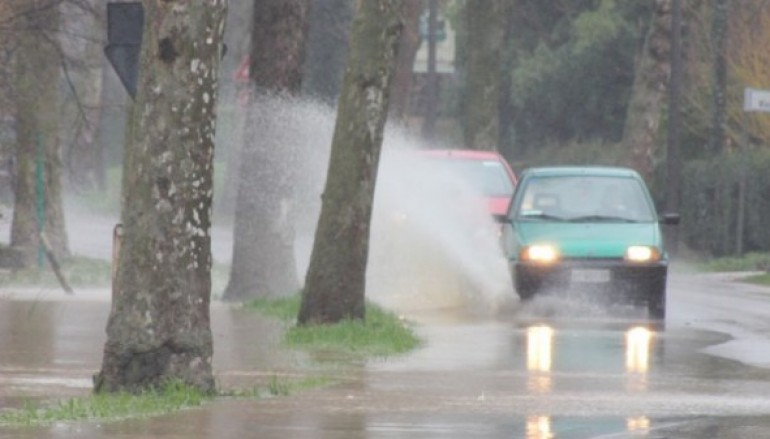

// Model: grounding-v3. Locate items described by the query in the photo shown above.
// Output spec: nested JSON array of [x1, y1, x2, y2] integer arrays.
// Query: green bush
[[682, 150, 770, 257]]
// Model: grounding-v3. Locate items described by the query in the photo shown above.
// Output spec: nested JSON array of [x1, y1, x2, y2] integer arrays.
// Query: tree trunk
[[10, 0, 69, 267], [710, 0, 728, 155], [64, 1, 106, 191], [462, 0, 506, 151], [298, 0, 404, 325], [622, 0, 673, 182], [302, 0, 354, 103], [389, 0, 423, 124], [95, 0, 227, 393], [223, 0, 309, 301]]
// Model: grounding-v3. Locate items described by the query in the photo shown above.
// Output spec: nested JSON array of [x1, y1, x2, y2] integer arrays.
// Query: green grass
[[743, 272, 770, 287], [0, 375, 333, 429], [696, 252, 770, 273], [0, 380, 207, 428], [245, 295, 422, 358]]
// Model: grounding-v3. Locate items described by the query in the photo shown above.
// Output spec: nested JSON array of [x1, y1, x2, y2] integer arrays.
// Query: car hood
[[487, 196, 511, 216], [516, 221, 661, 258]]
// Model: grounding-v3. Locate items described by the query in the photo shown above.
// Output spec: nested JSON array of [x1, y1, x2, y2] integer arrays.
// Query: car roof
[[521, 166, 641, 179], [415, 149, 505, 161]]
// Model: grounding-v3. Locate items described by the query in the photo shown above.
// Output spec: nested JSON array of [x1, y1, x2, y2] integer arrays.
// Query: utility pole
[[665, 0, 683, 257]]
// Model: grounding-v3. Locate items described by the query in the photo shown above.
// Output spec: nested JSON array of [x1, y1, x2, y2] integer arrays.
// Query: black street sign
[[104, 2, 143, 98]]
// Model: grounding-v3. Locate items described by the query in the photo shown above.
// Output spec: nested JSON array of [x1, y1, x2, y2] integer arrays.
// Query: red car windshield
[[426, 158, 515, 198]]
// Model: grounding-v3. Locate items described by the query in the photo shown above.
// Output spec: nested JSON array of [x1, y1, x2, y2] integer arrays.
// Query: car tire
[[515, 271, 539, 301], [647, 285, 666, 321]]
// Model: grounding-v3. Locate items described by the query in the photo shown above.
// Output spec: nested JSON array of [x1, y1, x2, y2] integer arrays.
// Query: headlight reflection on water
[[526, 325, 554, 393], [625, 326, 653, 373], [523, 325, 654, 437], [526, 415, 553, 439]]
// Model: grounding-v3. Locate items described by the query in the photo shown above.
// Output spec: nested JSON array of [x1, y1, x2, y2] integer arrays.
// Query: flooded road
[[3, 273, 770, 438]]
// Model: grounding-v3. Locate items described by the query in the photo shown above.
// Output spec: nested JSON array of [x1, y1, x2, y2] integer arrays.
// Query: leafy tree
[[96, 0, 227, 393], [497, 1, 648, 159], [709, 0, 728, 155], [622, 0, 673, 181], [224, 0, 310, 301], [683, 1, 770, 151], [298, 0, 404, 324], [461, 0, 506, 150]]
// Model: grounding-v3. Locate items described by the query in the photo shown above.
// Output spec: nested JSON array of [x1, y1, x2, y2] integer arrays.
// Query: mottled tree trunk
[[95, 0, 227, 393], [622, 0, 672, 182], [298, 0, 403, 325], [223, 0, 309, 301], [389, 0, 423, 124], [10, 0, 69, 267], [462, 0, 506, 151], [302, 0, 354, 103]]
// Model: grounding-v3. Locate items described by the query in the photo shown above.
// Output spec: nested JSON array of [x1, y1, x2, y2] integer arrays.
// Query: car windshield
[[426, 158, 515, 197], [515, 175, 656, 222]]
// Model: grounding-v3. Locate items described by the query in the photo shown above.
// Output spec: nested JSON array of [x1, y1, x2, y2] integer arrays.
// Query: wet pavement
[[4, 272, 770, 438]]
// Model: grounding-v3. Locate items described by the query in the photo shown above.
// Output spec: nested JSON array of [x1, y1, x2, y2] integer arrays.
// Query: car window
[[428, 158, 515, 197], [515, 175, 656, 222]]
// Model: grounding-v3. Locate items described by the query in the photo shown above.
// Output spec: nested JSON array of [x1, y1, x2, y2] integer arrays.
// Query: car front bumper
[[514, 258, 668, 300]]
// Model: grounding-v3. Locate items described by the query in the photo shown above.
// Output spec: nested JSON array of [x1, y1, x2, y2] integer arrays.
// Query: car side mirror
[[493, 214, 511, 224], [660, 213, 680, 226]]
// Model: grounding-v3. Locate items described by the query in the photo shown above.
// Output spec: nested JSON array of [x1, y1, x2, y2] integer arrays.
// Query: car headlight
[[625, 246, 660, 263], [521, 244, 559, 264]]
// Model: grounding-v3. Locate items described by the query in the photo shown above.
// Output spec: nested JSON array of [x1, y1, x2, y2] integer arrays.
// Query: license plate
[[571, 269, 610, 283]]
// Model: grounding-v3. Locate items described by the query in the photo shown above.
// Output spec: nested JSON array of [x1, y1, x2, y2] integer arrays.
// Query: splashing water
[[218, 95, 515, 316]]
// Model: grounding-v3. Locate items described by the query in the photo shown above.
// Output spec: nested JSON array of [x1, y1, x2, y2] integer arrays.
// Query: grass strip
[[245, 295, 421, 357], [0, 380, 206, 428]]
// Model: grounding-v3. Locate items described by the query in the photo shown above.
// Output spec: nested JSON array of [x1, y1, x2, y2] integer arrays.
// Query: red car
[[414, 149, 518, 216]]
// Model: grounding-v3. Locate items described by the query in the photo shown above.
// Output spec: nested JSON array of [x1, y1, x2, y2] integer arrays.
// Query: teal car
[[497, 167, 679, 320]]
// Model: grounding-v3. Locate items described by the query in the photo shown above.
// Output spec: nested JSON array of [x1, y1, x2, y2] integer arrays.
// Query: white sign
[[744, 87, 770, 112]]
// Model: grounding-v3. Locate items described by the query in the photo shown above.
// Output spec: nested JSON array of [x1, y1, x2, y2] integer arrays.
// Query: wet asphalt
[[3, 272, 770, 438]]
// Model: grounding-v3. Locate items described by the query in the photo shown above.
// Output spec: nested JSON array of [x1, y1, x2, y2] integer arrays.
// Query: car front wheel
[[515, 270, 540, 301], [646, 284, 666, 321]]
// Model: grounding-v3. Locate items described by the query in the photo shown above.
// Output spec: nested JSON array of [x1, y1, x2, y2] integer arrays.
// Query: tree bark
[[9, 0, 70, 267], [95, 0, 227, 393], [223, 0, 309, 301], [298, 0, 404, 325], [622, 0, 673, 182], [389, 0, 423, 124], [302, 0, 354, 103], [462, 0, 506, 151]]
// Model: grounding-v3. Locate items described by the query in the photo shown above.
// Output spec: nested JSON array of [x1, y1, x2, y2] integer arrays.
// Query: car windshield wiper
[[518, 212, 566, 221], [567, 215, 639, 223]]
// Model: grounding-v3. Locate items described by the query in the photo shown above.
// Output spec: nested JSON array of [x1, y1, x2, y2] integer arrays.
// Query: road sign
[[743, 87, 770, 112], [105, 2, 144, 98]]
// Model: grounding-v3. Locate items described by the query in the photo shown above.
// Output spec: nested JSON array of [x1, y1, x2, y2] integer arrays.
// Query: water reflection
[[625, 326, 653, 392], [626, 326, 652, 373], [523, 324, 656, 436], [526, 325, 553, 393], [627, 415, 651, 432], [526, 415, 553, 439]]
